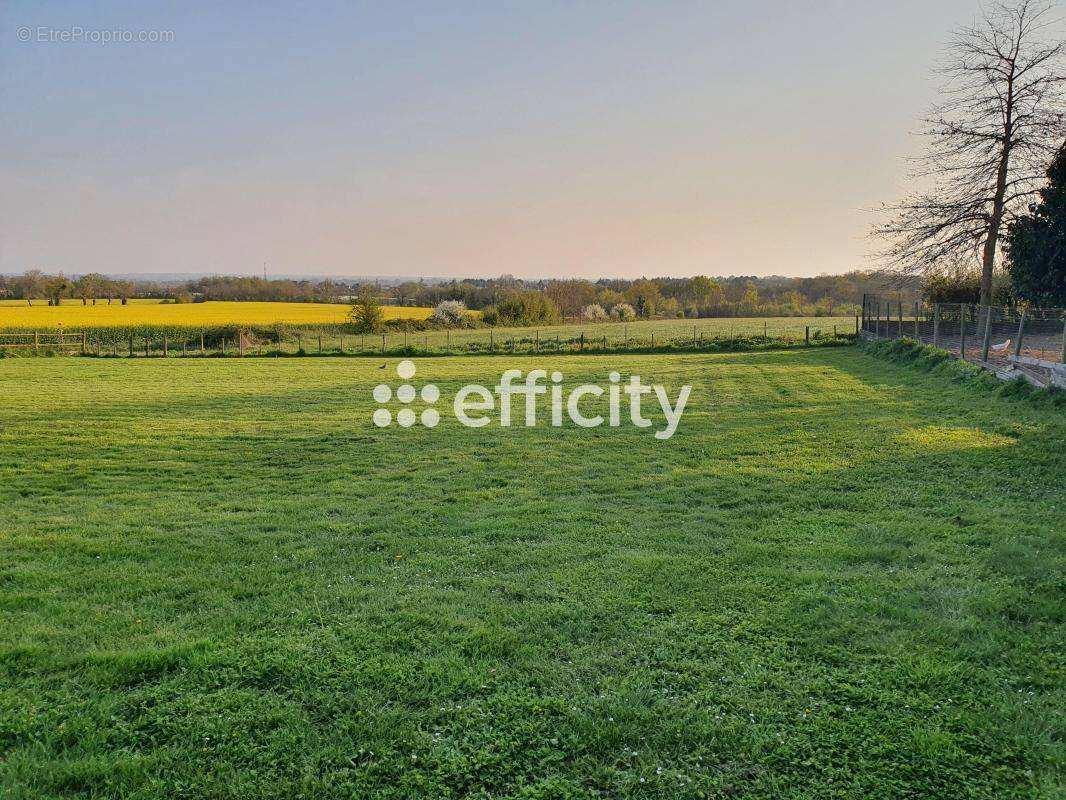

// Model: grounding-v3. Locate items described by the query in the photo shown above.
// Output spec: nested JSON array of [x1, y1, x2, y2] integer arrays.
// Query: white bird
[[989, 339, 1012, 355]]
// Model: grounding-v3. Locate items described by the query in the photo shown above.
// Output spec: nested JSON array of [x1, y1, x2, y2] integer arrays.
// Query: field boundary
[[860, 295, 1066, 389], [860, 337, 1066, 408], [0, 325, 858, 359]]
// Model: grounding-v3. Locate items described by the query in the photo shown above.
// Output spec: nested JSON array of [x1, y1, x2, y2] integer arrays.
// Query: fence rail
[[0, 332, 86, 353], [860, 294, 1066, 387]]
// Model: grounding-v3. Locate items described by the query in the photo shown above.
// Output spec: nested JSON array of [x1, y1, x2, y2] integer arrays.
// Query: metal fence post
[[932, 304, 940, 349], [1014, 311, 1026, 358], [861, 293, 867, 333], [897, 302, 903, 338], [981, 305, 993, 362], [913, 302, 919, 341]]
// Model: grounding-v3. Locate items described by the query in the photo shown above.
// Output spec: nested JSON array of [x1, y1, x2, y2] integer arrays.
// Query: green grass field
[[1, 348, 1063, 798], [0, 314, 856, 355]]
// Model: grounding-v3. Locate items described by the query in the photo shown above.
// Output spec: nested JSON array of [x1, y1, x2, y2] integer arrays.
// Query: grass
[[0, 300, 430, 328], [0, 348, 1063, 798], [0, 314, 857, 355], [381, 316, 856, 353]]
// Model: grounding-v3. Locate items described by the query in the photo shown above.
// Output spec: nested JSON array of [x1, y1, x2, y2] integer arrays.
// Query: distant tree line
[[0, 270, 911, 323]]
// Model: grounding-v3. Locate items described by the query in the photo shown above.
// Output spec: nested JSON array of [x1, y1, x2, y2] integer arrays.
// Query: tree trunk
[[981, 149, 1011, 306], [980, 71, 1015, 308]]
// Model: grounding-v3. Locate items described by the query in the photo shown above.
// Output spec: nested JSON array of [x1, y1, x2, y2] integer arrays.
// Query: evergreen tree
[[1008, 143, 1066, 307]]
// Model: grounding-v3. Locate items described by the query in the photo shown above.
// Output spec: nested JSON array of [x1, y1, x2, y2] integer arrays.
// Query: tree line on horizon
[[0, 270, 917, 323]]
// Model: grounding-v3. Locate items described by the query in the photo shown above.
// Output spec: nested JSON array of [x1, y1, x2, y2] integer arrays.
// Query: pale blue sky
[[0, 1, 1018, 278]]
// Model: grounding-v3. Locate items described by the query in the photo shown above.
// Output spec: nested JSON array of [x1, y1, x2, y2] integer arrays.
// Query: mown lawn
[[0, 349, 1063, 799]]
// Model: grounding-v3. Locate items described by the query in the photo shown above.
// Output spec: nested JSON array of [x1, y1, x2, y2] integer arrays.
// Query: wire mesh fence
[[0, 317, 861, 358], [860, 295, 1066, 384]]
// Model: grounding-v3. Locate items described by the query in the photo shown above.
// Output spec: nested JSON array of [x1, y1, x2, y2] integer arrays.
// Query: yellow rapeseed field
[[0, 301, 432, 328]]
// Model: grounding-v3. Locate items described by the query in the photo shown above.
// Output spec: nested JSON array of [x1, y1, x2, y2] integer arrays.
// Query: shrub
[[348, 287, 385, 333], [432, 300, 468, 325], [489, 291, 561, 326], [581, 304, 608, 321], [922, 266, 1013, 305], [610, 303, 636, 322]]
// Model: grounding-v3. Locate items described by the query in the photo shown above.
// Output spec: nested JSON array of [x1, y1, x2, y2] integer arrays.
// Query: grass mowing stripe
[[0, 348, 1063, 798]]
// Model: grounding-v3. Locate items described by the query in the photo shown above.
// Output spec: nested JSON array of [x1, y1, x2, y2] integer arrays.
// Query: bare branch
[[871, 0, 1065, 303]]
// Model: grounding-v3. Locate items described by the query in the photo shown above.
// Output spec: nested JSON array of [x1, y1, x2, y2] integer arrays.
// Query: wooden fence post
[[855, 315, 859, 336], [960, 305, 967, 359], [580, 332, 585, 352], [240, 333, 246, 357], [163, 335, 168, 357], [146, 338, 151, 357], [200, 332, 205, 354], [805, 326, 810, 346], [861, 293, 867, 333], [913, 302, 919, 340], [897, 302, 903, 338], [129, 335, 134, 357], [81, 332, 87, 354], [1014, 311, 1026, 357], [1061, 313, 1066, 364], [932, 304, 940, 348], [535, 330, 540, 351], [183, 340, 187, 357], [318, 335, 322, 353], [980, 305, 993, 362], [222, 338, 226, 355], [34, 331, 39, 354]]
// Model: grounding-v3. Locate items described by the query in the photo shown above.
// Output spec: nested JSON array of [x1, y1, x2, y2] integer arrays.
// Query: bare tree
[[874, 0, 1065, 305]]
